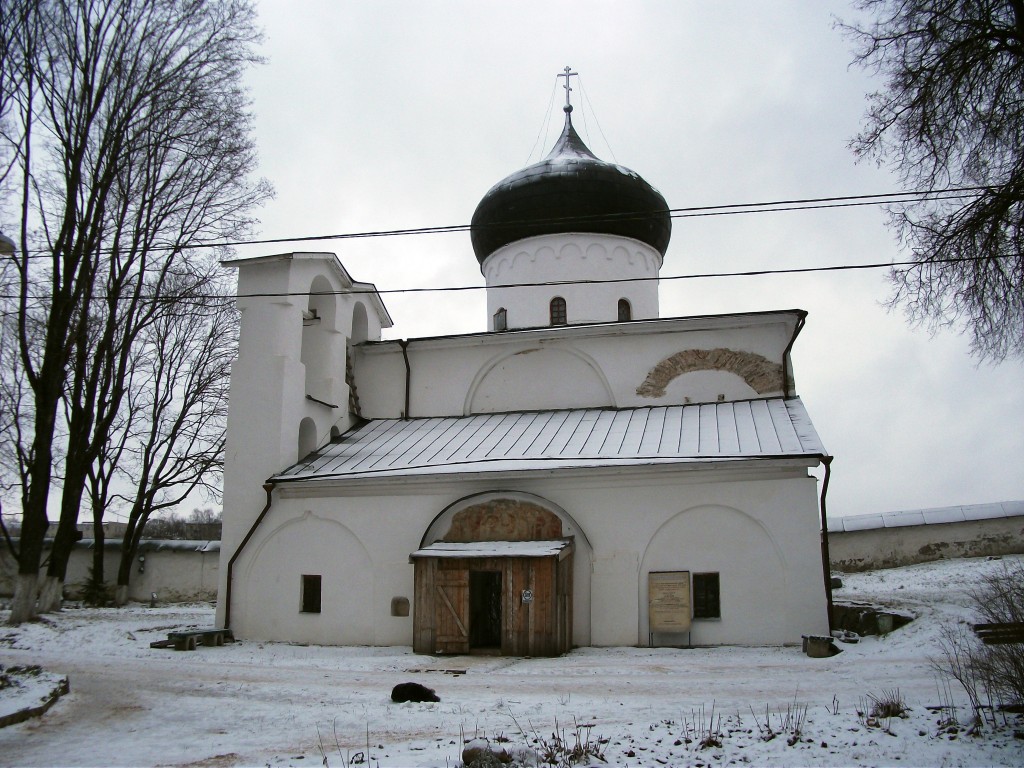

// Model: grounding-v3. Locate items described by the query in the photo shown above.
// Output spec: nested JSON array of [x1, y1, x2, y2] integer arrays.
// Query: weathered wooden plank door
[[434, 569, 470, 654]]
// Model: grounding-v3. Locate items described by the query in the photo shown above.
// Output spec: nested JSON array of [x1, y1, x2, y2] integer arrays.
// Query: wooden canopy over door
[[411, 540, 574, 657]]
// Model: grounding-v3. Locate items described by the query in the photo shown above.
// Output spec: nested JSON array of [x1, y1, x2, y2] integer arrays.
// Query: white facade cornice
[[362, 308, 806, 355]]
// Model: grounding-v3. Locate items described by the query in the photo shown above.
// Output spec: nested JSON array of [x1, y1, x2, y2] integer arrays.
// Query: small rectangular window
[[301, 574, 322, 614], [493, 307, 507, 331], [692, 572, 720, 619]]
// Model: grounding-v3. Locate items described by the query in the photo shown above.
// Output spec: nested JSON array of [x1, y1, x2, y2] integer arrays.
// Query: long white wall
[[0, 542, 220, 603], [829, 515, 1024, 572], [224, 461, 827, 648]]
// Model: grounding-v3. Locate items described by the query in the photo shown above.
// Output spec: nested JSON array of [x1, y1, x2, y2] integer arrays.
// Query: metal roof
[[273, 397, 827, 484]]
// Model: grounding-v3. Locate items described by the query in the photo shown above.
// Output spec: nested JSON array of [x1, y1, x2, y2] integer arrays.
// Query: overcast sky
[[232, 0, 1024, 518]]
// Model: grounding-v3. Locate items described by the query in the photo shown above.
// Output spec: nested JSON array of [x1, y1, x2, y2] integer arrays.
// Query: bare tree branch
[[843, 0, 1024, 360], [0, 0, 271, 623]]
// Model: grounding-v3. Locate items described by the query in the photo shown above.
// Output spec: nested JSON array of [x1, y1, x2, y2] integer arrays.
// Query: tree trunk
[[10, 490, 50, 624], [42, 516, 79, 612], [92, 522, 105, 584], [8, 573, 39, 624], [37, 575, 63, 613], [115, 524, 139, 606]]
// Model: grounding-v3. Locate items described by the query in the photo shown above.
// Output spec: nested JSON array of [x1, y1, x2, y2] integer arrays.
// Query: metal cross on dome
[[558, 66, 578, 110]]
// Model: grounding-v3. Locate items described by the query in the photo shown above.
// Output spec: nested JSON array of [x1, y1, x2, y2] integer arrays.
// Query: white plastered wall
[[481, 233, 663, 330], [225, 462, 828, 648], [355, 313, 798, 419]]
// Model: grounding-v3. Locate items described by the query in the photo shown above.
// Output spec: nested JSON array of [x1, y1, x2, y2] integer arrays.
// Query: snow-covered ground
[[1, 556, 1022, 767]]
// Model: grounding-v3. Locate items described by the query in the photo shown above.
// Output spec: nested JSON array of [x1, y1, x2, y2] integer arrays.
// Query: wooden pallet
[[973, 622, 1024, 645], [150, 628, 235, 651]]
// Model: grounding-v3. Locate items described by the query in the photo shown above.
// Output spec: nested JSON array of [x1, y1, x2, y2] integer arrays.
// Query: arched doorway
[[411, 494, 576, 656]]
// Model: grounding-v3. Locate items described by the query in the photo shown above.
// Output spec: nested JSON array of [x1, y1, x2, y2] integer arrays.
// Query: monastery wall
[[0, 541, 220, 603], [829, 514, 1024, 572]]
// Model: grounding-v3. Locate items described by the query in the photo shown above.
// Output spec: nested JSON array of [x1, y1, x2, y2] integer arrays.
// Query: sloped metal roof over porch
[[272, 397, 828, 483]]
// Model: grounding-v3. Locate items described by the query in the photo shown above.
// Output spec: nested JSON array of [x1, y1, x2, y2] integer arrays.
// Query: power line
[[4, 186, 988, 258], [0, 252, 1016, 304]]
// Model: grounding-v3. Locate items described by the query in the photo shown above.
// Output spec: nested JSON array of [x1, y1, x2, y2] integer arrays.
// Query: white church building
[[216, 92, 832, 655]]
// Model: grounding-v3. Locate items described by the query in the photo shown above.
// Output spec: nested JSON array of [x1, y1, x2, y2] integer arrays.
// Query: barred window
[[493, 307, 507, 331], [550, 296, 567, 325]]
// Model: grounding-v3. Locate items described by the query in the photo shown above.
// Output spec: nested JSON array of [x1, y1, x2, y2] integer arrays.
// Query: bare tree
[[0, 0, 270, 623], [844, 0, 1024, 360], [112, 272, 234, 605]]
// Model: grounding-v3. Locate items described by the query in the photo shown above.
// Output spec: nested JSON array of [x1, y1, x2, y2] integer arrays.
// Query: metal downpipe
[[818, 456, 835, 633], [398, 339, 411, 420], [224, 482, 276, 630]]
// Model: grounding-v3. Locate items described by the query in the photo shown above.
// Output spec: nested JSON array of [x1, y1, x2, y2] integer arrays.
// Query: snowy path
[[2, 557, 1023, 766]]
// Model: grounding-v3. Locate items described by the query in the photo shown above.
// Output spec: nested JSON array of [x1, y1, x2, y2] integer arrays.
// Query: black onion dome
[[471, 113, 672, 264]]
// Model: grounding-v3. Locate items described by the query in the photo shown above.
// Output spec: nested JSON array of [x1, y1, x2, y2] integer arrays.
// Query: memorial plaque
[[648, 571, 691, 633]]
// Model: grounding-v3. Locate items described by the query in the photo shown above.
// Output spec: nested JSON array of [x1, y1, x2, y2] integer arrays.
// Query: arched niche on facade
[[300, 275, 339, 404], [420, 491, 591, 548], [466, 347, 614, 414], [298, 417, 318, 461], [350, 301, 368, 344], [236, 511, 374, 645], [638, 504, 789, 646]]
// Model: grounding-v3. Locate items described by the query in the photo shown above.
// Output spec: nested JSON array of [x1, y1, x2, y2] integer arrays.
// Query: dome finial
[[558, 66, 577, 116]]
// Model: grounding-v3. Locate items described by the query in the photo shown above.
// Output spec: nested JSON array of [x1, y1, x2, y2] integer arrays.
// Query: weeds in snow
[[932, 560, 1024, 732], [825, 694, 840, 716], [316, 719, 377, 768], [504, 709, 607, 767], [857, 689, 908, 735], [869, 689, 909, 719], [933, 675, 960, 731], [749, 692, 808, 746], [680, 702, 722, 750]]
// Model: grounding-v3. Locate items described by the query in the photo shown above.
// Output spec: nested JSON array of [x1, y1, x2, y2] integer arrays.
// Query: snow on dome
[[470, 114, 672, 264]]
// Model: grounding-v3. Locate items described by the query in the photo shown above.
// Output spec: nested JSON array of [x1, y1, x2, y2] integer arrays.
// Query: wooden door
[[434, 569, 470, 654]]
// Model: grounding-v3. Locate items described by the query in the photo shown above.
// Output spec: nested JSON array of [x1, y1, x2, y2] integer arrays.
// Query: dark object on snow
[[830, 576, 842, 589], [391, 682, 440, 703]]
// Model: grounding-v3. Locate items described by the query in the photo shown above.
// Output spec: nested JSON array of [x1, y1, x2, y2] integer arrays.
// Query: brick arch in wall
[[636, 348, 785, 398], [419, 491, 592, 550]]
